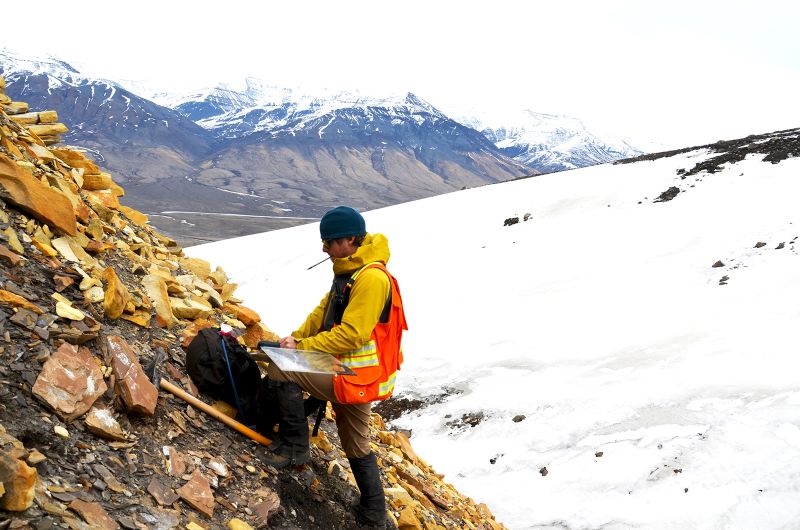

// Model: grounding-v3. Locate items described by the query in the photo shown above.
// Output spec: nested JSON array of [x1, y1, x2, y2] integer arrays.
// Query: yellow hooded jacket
[[293, 233, 391, 355]]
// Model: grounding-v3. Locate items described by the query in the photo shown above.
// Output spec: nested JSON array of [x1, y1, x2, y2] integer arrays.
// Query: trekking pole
[[219, 335, 248, 424]]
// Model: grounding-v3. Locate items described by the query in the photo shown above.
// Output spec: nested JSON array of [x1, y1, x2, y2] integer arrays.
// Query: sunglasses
[[322, 238, 336, 250]]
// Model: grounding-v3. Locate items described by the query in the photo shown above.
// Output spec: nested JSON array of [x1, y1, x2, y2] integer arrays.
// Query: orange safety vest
[[328, 262, 407, 404]]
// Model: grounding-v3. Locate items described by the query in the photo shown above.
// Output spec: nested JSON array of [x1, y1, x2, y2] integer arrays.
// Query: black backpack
[[186, 328, 264, 426]]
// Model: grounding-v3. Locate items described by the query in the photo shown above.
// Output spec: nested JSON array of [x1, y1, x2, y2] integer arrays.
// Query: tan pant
[[266, 362, 372, 458]]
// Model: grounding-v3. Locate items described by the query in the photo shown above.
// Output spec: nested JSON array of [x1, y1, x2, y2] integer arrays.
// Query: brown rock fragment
[[53, 274, 75, 292], [147, 477, 179, 506], [163, 446, 187, 477], [68, 499, 119, 529], [0, 244, 23, 266], [250, 488, 281, 527], [177, 469, 215, 517], [106, 335, 158, 415], [85, 407, 127, 441], [32, 343, 108, 420]]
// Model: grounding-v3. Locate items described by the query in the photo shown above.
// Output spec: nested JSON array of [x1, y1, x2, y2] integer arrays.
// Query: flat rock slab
[[68, 499, 119, 530], [177, 469, 215, 518], [32, 343, 107, 421], [106, 335, 157, 415]]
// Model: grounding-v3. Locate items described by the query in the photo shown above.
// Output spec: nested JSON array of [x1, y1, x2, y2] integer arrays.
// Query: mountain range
[[0, 50, 640, 245]]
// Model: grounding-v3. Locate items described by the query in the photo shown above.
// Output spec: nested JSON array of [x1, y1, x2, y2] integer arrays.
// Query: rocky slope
[[0, 76, 506, 529]]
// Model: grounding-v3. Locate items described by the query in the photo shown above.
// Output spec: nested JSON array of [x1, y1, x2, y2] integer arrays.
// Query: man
[[260, 205, 407, 528]]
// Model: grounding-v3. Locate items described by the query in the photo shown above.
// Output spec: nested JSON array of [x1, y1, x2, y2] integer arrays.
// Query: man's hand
[[280, 336, 300, 349]]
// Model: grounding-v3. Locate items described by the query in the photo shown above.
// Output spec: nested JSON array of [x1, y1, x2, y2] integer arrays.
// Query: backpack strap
[[321, 262, 391, 330], [218, 330, 249, 425]]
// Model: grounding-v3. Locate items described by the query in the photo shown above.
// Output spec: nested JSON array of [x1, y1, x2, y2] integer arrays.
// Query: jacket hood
[[332, 233, 390, 275]]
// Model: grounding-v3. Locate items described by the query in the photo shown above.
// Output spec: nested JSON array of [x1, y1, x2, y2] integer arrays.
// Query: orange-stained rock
[[32, 343, 107, 420], [177, 468, 215, 517], [0, 289, 43, 314], [80, 172, 114, 191], [169, 296, 213, 320], [220, 282, 238, 302], [224, 302, 261, 326], [102, 266, 131, 320], [241, 321, 280, 349], [26, 123, 68, 137], [396, 431, 421, 465], [180, 319, 217, 348], [0, 429, 37, 511], [86, 189, 120, 209], [142, 274, 178, 328], [0, 154, 77, 235], [106, 335, 158, 415], [120, 309, 151, 327], [397, 505, 423, 530], [0, 132, 24, 158], [31, 238, 58, 257], [178, 256, 211, 280], [118, 205, 148, 226], [51, 147, 102, 174], [2, 101, 29, 115]]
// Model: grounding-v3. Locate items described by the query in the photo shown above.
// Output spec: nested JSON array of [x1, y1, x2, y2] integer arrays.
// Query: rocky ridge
[[0, 76, 506, 529]]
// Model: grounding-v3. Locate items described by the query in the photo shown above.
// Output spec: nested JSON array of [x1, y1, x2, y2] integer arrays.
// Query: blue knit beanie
[[320, 206, 367, 239]]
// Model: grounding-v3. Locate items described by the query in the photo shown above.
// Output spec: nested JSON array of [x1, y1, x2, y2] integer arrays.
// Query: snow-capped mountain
[[457, 109, 642, 173], [0, 51, 209, 151], [149, 81, 474, 145], [0, 51, 535, 245], [155, 81, 640, 174]]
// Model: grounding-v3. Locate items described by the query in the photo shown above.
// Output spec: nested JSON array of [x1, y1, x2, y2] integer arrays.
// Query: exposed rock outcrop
[[0, 76, 506, 528]]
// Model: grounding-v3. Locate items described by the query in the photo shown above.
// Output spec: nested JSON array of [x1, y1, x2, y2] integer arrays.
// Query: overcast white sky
[[2, 0, 799, 148]]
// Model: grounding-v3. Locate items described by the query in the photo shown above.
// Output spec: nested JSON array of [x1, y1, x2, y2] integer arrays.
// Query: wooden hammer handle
[[159, 378, 272, 447]]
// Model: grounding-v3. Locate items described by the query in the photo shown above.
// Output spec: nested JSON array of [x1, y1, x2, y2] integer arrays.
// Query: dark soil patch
[[373, 387, 463, 423]]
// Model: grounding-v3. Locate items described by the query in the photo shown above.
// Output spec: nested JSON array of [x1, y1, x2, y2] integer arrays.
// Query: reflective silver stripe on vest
[[379, 371, 396, 396], [340, 340, 379, 368]]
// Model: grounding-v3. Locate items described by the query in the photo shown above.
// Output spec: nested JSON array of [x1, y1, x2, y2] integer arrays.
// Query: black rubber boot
[[258, 382, 310, 469], [349, 452, 387, 528]]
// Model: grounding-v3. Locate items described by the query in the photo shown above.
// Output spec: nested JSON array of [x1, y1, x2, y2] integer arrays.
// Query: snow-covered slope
[[187, 128, 800, 529]]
